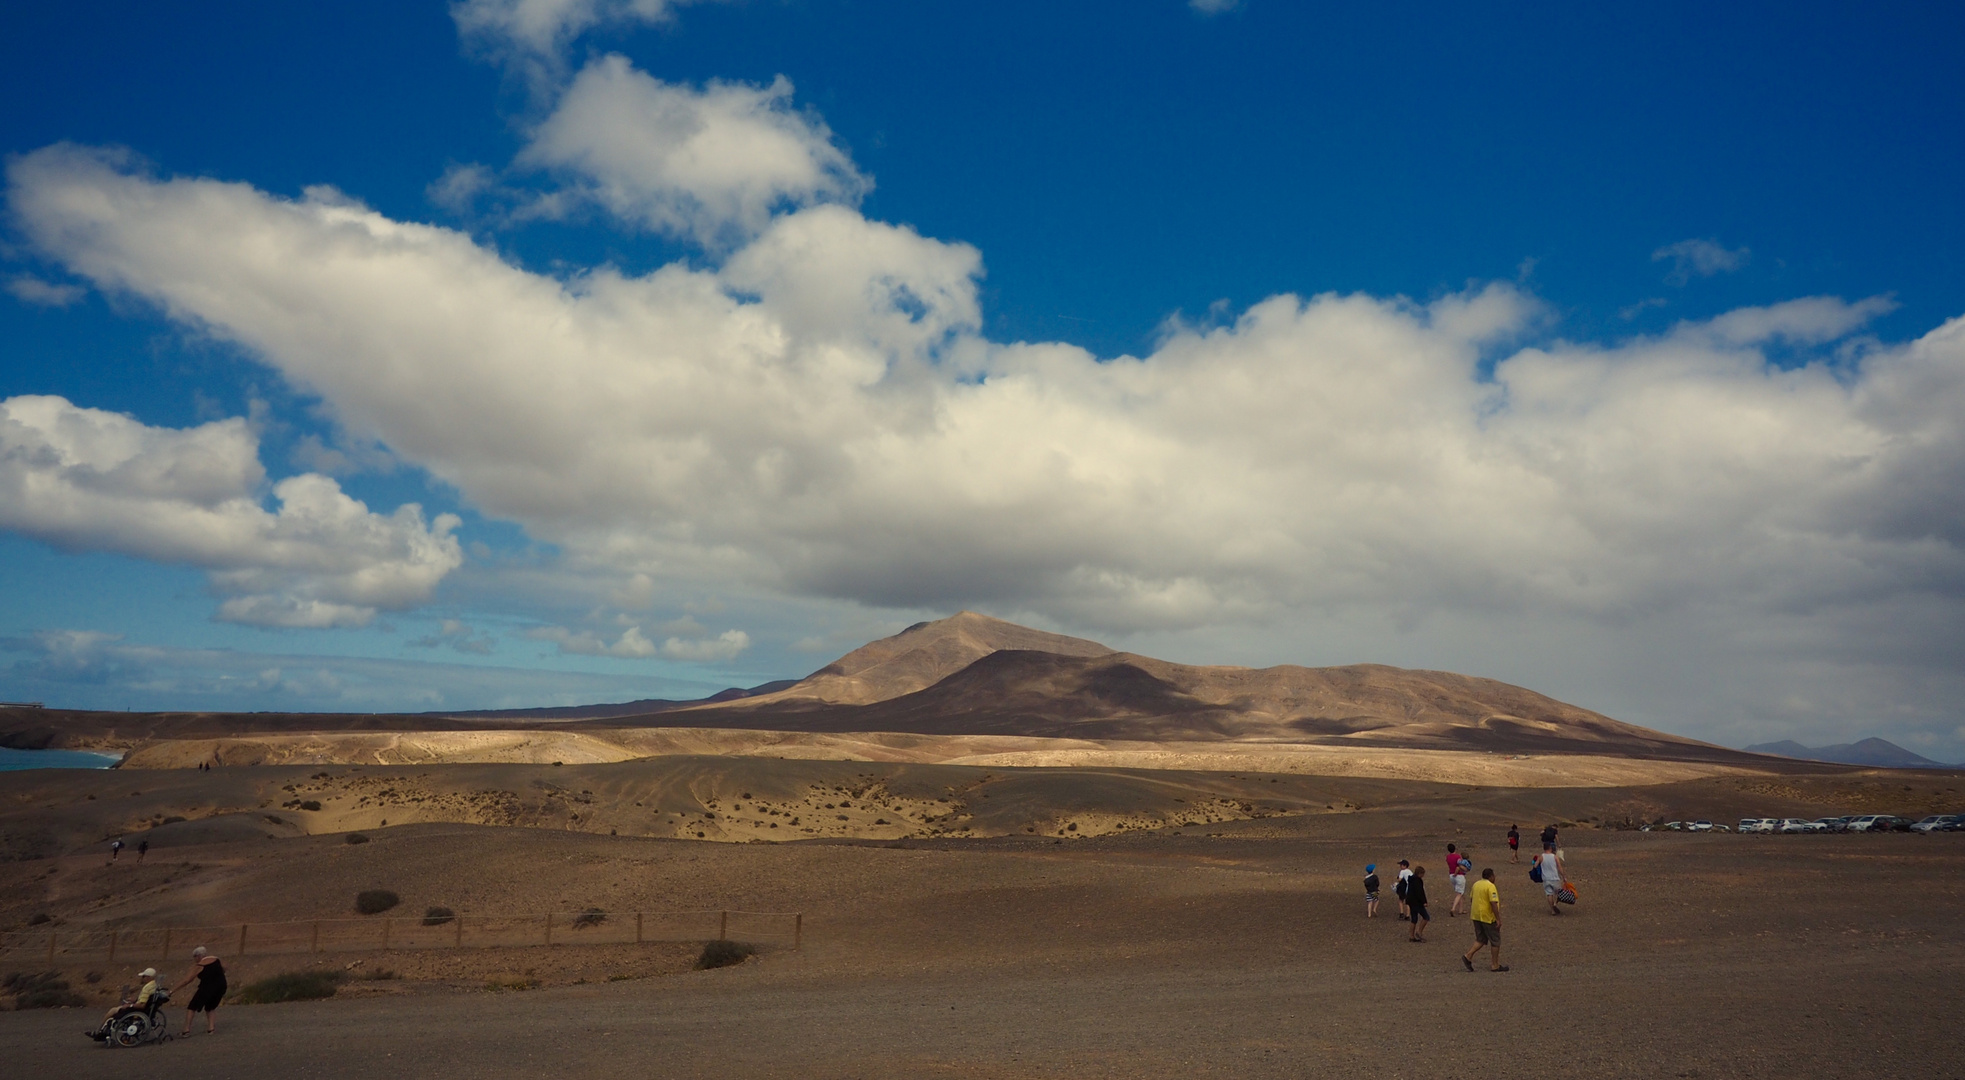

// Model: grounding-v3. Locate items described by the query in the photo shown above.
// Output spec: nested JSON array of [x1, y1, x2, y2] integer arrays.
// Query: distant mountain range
[[1745, 737, 1958, 769]]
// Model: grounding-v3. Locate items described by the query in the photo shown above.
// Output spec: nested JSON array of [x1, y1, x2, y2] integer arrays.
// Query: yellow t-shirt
[[135, 979, 158, 1006], [1469, 878, 1499, 923]]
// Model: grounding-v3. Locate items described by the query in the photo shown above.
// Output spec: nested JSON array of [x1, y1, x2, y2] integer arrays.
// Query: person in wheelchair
[[88, 967, 164, 1042]]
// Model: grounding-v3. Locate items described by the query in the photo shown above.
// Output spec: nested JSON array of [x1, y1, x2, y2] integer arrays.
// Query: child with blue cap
[[1363, 864, 1380, 918]]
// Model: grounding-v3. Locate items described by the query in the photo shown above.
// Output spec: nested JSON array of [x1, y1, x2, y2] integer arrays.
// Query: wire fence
[[0, 908, 800, 966]]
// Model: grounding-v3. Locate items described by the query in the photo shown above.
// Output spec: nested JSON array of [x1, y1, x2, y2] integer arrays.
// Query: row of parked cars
[[1643, 814, 1963, 833]]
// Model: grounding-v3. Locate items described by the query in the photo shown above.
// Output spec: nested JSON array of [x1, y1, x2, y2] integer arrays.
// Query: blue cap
[[1365, 863, 1376, 873]]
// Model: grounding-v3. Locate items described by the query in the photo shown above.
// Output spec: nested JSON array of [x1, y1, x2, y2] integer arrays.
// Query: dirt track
[[4, 811, 1962, 1079]]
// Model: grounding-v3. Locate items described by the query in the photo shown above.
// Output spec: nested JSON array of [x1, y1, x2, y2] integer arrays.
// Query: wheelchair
[[87, 988, 173, 1047]]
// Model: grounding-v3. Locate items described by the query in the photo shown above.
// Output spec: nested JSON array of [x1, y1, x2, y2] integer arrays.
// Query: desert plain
[[2, 615, 1962, 1079]]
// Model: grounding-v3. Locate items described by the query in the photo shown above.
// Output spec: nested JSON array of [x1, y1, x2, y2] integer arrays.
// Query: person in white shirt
[[1538, 846, 1565, 915]]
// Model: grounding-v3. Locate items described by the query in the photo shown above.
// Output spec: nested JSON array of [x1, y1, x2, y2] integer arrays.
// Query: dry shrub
[[354, 889, 399, 915], [696, 940, 755, 970], [5, 972, 86, 1009], [234, 970, 345, 1004]]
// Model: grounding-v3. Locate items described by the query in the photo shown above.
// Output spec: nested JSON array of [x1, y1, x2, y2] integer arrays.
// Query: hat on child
[[1365, 864, 1376, 873]]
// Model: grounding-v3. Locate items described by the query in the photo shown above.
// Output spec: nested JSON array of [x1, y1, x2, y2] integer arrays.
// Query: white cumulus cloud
[[451, 0, 732, 90], [0, 393, 462, 628], [519, 57, 870, 247]]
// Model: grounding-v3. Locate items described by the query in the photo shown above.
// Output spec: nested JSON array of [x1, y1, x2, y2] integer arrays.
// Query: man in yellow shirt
[[1461, 868, 1507, 972]]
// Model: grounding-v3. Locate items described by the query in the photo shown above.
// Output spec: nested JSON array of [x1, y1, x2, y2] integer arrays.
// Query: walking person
[[1538, 845, 1566, 915], [1541, 823, 1558, 850], [1461, 868, 1508, 972], [1507, 824, 1520, 863], [1446, 844, 1469, 917], [108, 836, 123, 863], [1364, 864, 1381, 918], [135, 838, 148, 863], [1406, 865, 1431, 941], [171, 946, 227, 1036], [1394, 859, 1413, 921]]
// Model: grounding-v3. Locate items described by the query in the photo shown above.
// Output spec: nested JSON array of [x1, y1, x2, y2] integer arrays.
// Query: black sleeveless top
[[196, 958, 226, 990]]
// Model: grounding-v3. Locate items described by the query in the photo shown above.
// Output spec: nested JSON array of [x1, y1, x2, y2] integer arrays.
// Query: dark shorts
[[1409, 904, 1430, 922], [188, 984, 225, 1012], [1473, 920, 1500, 946]]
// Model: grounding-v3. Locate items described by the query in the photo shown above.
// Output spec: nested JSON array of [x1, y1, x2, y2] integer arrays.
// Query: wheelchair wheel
[[114, 1020, 144, 1047]]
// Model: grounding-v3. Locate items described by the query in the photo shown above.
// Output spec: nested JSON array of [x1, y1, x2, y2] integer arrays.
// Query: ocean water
[[0, 747, 122, 771]]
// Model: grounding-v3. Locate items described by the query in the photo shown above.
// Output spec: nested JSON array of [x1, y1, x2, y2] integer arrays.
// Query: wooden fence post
[[635, 912, 643, 944], [238, 923, 248, 957], [719, 911, 728, 941], [311, 921, 321, 954], [794, 913, 802, 951], [108, 930, 118, 963]]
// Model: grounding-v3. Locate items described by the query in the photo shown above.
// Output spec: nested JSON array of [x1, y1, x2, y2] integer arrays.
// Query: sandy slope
[[119, 728, 1752, 788]]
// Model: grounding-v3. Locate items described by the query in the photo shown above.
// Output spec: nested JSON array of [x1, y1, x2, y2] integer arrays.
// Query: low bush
[[4, 971, 88, 1009], [299, 801, 322, 811], [233, 970, 345, 1004], [571, 908, 607, 929], [484, 976, 538, 991], [354, 889, 399, 915], [422, 906, 455, 926], [344, 833, 369, 845], [695, 940, 756, 970], [27, 913, 50, 926]]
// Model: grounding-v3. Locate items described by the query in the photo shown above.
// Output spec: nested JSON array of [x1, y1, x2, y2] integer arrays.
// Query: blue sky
[[3, 2, 1962, 758]]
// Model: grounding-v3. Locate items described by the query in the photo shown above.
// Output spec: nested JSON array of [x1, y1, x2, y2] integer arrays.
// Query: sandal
[[1491, 965, 1510, 972], [1462, 956, 1474, 972]]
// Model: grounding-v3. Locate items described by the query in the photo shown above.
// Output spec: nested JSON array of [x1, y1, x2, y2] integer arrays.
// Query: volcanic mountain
[[571, 613, 1738, 761]]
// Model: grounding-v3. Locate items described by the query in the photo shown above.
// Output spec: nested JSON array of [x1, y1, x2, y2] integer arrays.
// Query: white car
[[1909, 815, 1957, 834], [1689, 820, 1714, 832], [1778, 818, 1826, 833], [1738, 818, 1768, 833]]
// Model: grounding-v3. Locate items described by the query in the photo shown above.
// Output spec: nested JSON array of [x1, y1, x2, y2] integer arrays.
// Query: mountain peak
[[768, 612, 1114, 705]]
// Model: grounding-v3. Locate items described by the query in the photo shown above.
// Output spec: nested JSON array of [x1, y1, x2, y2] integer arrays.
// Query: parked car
[[1910, 816, 1950, 833], [1779, 818, 1826, 833], [1688, 820, 1714, 832], [1811, 817, 1848, 832], [1847, 815, 1886, 832], [1752, 819, 1782, 833]]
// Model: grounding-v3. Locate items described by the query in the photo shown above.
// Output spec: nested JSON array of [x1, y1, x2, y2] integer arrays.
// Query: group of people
[[107, 836, 148, 864], [1362, 825, 1574, 972], [96, 947, 227, 1038]]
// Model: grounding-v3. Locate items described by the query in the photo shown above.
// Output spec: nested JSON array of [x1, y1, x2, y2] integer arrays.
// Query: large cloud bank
[[0, 394, 461, 627], [11, 135, 1964, 641]]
